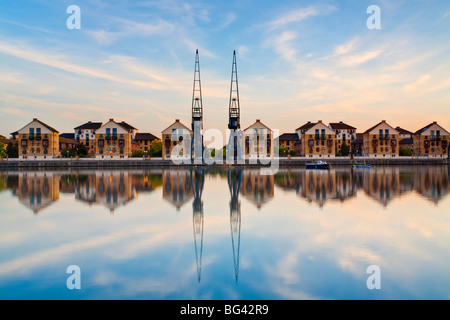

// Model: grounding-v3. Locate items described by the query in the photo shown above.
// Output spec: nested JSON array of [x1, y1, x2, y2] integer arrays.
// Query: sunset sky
[[1, 0, 449, 137]]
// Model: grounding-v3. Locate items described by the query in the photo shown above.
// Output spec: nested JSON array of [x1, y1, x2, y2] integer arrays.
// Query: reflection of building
[[14, 172, 60, 214], [241, 169, 274, 209], [413, 166, 449, 203], [75, 171, 137, 212], [362, 166, 402, 207], [274, 168, 358, 207], [162, 169, 193, 210], [301, 170, 338, 207]]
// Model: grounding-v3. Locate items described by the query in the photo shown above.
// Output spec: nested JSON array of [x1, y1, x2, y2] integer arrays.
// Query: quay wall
[[0, 157, 449, 170]]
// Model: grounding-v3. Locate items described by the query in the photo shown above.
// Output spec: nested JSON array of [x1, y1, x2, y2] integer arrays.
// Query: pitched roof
[[395, 127, 413, 135], [18, 118, 59, 133], [74, 121, 103, 130], [295, 121, 316, 132], [400, 138, 413, 145], [161, 119, 191, 133], [278, 133, 300, 141], [118, 121, 136, 130], [413, 121, 448, 135], [363, 120, 397, 134], [243, 119, 271, 131], [329, 121, 356, 130], [60, 133, 75, 139], [134, 133, 159, 141]]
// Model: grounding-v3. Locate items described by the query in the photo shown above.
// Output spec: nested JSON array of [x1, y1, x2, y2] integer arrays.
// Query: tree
[[6, 142, 18, 158], [289, 149, 297, 156], [340, 142, 350, 156], [61, 147, 76, 158], [132, 150, 145, 158], [149, 139, 162, 157], [277, 146, 289, 157], [0, 142, 6, 158], [75, 144, 88, 157], [399, 147, 413, 157]]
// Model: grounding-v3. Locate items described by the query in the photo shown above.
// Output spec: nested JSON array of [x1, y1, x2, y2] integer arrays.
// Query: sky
[[1, 0, 450, 138]]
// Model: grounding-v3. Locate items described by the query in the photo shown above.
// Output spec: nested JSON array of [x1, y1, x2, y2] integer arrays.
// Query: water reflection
[[228, 169, 242, 283], [0, 166, 449, 215], [191, 169, 205, 283], [0, 165, 449, 299], [275, 166, 449, 207]]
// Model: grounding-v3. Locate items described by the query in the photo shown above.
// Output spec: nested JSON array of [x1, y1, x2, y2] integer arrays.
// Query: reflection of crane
[[191, 50, 204, 162], [191, 169, 205, 282], [227, 51, 243, 160], [228, 169, 242, 283]]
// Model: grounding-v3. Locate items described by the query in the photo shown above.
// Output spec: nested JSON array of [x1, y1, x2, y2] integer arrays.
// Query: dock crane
[[227, 51, 243, 161], [191, 49, 204, 162]]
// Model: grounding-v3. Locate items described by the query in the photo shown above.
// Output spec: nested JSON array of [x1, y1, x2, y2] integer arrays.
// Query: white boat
[[306, 160, 329, 170]]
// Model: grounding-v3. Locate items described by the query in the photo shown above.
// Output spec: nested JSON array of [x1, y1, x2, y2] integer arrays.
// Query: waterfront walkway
[[0, 157, 449, 169]]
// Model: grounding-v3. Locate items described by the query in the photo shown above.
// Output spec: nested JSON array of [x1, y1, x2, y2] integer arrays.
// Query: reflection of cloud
[[338, 245, 383, 275]]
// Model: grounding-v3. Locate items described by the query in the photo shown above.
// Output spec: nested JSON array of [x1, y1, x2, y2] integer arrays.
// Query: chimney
[[175, 119, 180, 122], [382, 120, 386, 123], [33, 118, 38, 121], [340, 121, 343, 124], [109, 118, 114, 122], [318, 120, 322, 123], [433, 121, 437, 124], [256, 119, 260, 122]]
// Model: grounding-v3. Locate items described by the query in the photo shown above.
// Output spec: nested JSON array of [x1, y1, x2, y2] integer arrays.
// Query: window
[[385, 129, 389, 140], [379, 129, 383, 140], [29, 128, 35, 140]]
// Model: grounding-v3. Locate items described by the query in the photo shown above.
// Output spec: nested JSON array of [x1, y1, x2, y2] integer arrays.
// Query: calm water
[[0, 165, 449, 300]]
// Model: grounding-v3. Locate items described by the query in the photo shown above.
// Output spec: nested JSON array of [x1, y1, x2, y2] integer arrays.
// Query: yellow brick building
[[17, 118, 60, 159], [363, 120, 400, 158], [161, 119, 192, 160], [413, 122, 449, 158], [95, 119, 132, 159], [243, 119, 274, 158], [296, 120, 336, 158]]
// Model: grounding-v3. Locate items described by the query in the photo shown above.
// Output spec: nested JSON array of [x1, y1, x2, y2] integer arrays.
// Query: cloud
[[340, 50, 383, 66], [269, 7, 319, 30], [335, 38, 358, 56], [403, 74, 431, 92]]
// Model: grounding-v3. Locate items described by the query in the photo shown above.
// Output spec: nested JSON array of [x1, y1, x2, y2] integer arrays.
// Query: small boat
[[353, 155, 371, 169], [306, 160, 329, 170], [353, 164, 372, 169]]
